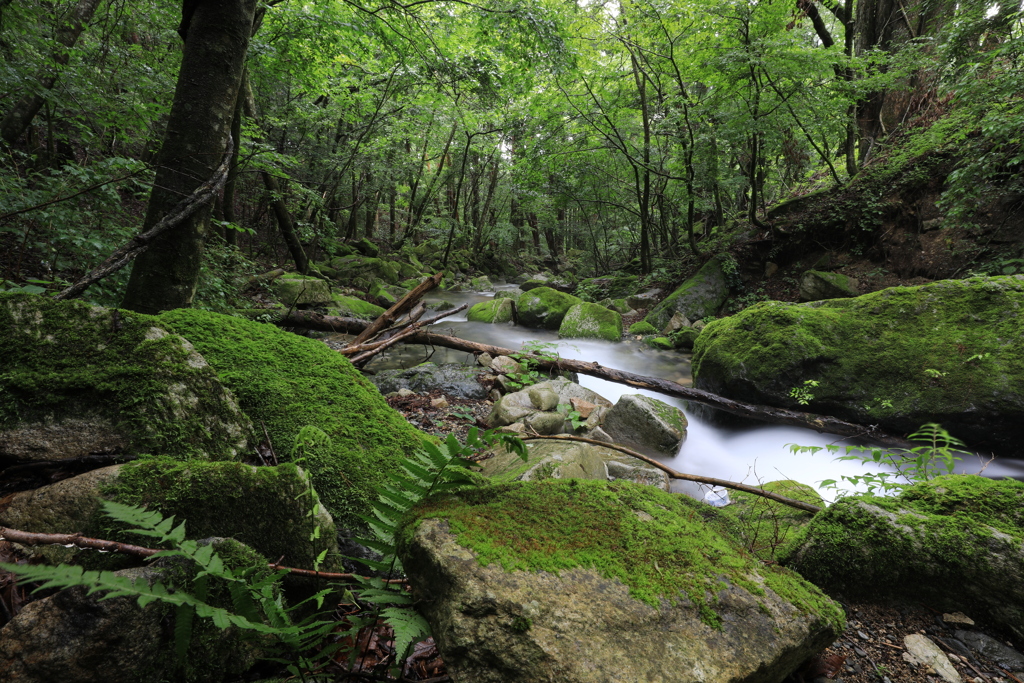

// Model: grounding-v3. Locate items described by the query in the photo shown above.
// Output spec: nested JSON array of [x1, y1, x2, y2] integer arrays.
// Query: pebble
[[854, 646, 868, 657], [858, 630, 870, 640]]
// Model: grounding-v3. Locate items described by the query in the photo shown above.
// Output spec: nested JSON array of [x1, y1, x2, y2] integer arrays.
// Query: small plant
[[505, 340, 562, 390], [557, 403, 586, 431], [923, 368, 947, 379], [448, 406, 476, 422], [788, 379, 820, 406], [788, 423, 967, 495]]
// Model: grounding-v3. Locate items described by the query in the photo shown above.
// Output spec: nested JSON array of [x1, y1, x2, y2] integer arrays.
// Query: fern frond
[[381, 606, 432, 662]]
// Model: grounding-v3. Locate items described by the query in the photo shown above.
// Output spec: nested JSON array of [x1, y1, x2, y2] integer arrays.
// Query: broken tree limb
[[346, 303, 468, 366], [348, 272, 444, 347], [0, 526, 402, 584], [521, 434, 822, 513], [272, 309, 914, 449], [55, 135, 235, 302]]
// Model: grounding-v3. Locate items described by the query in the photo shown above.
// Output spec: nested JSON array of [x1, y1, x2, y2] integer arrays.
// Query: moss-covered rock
[[368, 278, 397, 306], [158, 309, 424, 526], [668, 326, 701, 350], [516, 287, 582, 330], [628, 320, 658, 335], [647, 336, 673, 350], [601, 393, 687, 457], [467, 298, 514, 324], [493, 288, 523, 302], [598, 297, 632, 314], [327, 294, 385, 320], [557, 302, 622, 342], [799, 270, 860, 301], [328, 255, 400, 287], [645, 256, 729, 330], [270, 273, 333, 306], [691, 276, 1024, 454], [0, 294, 252, 463], [398, 479, 844, 683], [469, 275, 494, 291], [781, 475, 1024, 639]]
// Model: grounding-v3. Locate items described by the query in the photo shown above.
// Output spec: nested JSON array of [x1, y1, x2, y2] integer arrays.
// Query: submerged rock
[[692, 275, 1024, 454], [398, 480, 844, 683], [781, 475, 1024, 639], [645, 256, 729, 330], [370, 362, 488, 399]]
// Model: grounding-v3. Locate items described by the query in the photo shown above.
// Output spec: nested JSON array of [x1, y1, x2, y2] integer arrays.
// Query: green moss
[[721, 480, 823, 562], [628, 321, 658, 335], [645, 257, 729, 330], [158, 309, 424, 527], [780, 476, 1024, 615], [467, 298, 514, 324], [104, 457, 338, 571], [270, 274, 333, 306], [668, 327, 700, 350], [647, 336, 673, 350], [0, 293, 250, 460], [692, 276, 1024, 451], [558, 302, 622, 342], [403, 479, 843, 631], [329, 294, 385, 320], [516, 287, 582, 329]]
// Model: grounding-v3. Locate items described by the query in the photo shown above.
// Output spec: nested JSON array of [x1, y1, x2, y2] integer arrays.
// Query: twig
[[348, 272, 444, 347], [54, 135, 235, 301], [347, 304, 468, 366], [0, 525, 403, 584], [520, 434, 822, 513]]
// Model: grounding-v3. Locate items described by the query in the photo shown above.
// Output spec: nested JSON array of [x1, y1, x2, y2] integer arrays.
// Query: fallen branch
[[0, 525, 401, 584], [54, 135, 235, 302], [348, 272, 444, 347], [347, 303, 468, 366], [272, 310, 914, 448], [521, 434, 822, 513]]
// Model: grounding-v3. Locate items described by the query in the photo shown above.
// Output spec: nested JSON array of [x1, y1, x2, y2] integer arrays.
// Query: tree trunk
[[121, 0, 257, 314], [0, 0, 102, 145]]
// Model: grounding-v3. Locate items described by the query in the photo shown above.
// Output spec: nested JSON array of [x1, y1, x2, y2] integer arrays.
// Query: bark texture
[[120, 0, 257, 314]]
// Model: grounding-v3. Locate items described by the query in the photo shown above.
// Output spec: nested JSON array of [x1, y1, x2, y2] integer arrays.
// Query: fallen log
[[521, 434, 821, 513], [272, 309, 914, 448], [348, 272, 444, 347], [348, 303, 468, 366]]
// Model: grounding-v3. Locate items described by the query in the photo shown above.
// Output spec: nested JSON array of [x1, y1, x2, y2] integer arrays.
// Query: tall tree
[[121, 0, 257, 313]]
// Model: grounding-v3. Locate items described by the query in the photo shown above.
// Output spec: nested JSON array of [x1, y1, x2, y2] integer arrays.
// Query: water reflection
[[355, 286, 1021, 501]]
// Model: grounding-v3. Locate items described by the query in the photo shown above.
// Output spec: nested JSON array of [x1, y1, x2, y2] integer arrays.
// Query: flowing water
[[358, 286, 1024, 501]]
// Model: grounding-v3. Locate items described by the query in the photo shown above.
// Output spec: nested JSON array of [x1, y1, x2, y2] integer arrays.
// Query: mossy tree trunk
[[121, 0, 257, 314]]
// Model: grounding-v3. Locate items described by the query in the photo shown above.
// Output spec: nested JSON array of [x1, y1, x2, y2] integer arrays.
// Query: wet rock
[[625, 288, 663, 311], [954, 630, 1024, 671], [489, 355, 521, 375], [467, 298, 514, 324], [558, 302, 622, 342], [398, 481, 844, 683], [645, 257, 729, 330], [601, 394, 687, 457], [369, 362, 488, 399], [516, 287, 582, 330]]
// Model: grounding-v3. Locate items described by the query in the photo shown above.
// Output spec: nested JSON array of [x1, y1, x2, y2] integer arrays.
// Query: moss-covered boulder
[[799, 270, 859, 301], [368, 278, 397, 306], [469, 275, 494, 291], [158, 309, 424, 526], [516, 287, 582, 330], [668, 326, 701, 350], [645, 256, 729, 330], [628, 320, 658, 335], [0, 459, 337, 572], [0, 294, 252, 463], [467, 298, 514, 324], [329, 255, 400, 287], [269, 273, 333, 306], [0, 538, 273, 683], [781, 476, 1024, 639], [558, 302, 622, 342], [327, 294, 385, 320], [398, 480, 844, 683], [493, 288, 523, 302], [692, 276, 1024, 454], [578, 273, 639, 301]]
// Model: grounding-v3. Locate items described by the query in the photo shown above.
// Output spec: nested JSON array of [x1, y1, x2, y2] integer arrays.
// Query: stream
[[360, 286, 1023, 502]]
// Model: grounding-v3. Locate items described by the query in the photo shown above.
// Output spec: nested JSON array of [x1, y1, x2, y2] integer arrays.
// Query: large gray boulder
[[487, 379, 611, 429], [781, 476, 1024, 640], [369, 362, 488, 399], [399, 480, 845, 683], [0, 539, 270, 683], [691, 276, 1024, 455], [601, 394, 687, 457], [479, 438, 670, 491], [645, 256, 729, 330], [0, 294, 252, 465]]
